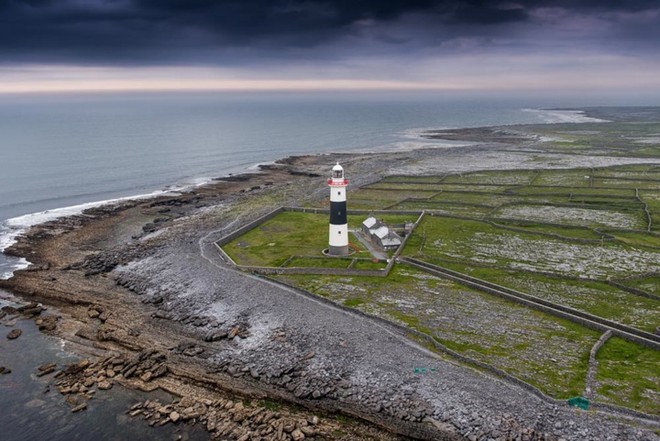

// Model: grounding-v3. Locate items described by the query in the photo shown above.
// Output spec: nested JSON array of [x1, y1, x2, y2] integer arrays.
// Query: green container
[[567, 396, 590, 410]]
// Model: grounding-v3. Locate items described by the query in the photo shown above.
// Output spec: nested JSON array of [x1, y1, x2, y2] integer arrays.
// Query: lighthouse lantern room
[[327, 163, 349, 256]]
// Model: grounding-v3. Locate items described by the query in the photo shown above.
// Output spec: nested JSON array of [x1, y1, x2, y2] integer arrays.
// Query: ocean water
[[0, 91, 606, 277], [0, 295, 208, 441]]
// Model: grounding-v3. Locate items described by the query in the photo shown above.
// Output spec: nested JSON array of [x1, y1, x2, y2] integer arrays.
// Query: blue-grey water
[[0, 90, 629, 440], [0, 296, 208, 441]]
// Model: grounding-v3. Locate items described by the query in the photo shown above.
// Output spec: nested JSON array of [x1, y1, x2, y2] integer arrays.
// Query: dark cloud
[[0, 0, 658, 65]]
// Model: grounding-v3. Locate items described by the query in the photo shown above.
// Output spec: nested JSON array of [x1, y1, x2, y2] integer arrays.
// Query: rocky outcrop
[[6, 328, 22, 340], [127, 396, 324, 440]]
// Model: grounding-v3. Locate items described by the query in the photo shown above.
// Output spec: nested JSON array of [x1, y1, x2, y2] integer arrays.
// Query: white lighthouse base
[[329, 224, 349, 256], [328, 244, 349, 256]]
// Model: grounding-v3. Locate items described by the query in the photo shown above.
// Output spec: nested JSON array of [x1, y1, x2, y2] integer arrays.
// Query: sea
[[0, 90, 634, 440]]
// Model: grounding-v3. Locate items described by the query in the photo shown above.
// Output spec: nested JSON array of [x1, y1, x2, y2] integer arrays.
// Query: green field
[[596, 337, 660, 413], [276, 266, 599, 398], [221, 153, 659, 414]]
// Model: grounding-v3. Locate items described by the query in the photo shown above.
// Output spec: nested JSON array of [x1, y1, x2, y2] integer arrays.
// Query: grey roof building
[[361, 216, 402, 250]]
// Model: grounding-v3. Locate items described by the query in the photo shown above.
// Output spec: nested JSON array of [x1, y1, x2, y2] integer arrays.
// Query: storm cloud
[[1, 0, 659, 65]]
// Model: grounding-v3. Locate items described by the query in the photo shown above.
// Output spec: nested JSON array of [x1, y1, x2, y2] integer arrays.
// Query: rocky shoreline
[[1, 142, 659, 441]]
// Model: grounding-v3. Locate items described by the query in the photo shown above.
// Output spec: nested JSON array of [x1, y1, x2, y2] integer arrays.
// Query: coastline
[[0, 106, 612, 281], [1, 115, 659, 441], [0, 153, 434, 440]]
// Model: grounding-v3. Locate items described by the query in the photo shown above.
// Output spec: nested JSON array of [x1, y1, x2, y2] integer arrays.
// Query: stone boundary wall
[[280, 256, 382, 268], [388, 211, 425, 268], [215, 244, 236, 266], [427, 259, 656, 304], [215, 207, 285, 247], [636, 188, 654, 232], [606, 280, 660, 302], [486, 218, 617, 244], [283, 206, 423, 217], [214, 207, 285, 265], [238, 265, 386, 277], [584, 330, 613, 399], [261, 274, 660, 424], [402, 258, 660, 350]]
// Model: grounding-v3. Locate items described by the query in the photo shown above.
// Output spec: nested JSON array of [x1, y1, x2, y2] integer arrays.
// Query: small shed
[[372, 226, 402, 250], [361, 216, 380, 234]]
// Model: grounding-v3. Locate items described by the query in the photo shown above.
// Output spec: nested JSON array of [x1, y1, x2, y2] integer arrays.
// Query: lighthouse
[[328, 163, 349, 256]]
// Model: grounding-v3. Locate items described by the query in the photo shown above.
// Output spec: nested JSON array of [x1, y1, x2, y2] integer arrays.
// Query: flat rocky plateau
[[1, 137, 659, 441]]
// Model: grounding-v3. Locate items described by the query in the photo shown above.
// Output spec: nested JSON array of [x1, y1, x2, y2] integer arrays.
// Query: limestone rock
[[35, 314, 58, 332], [6, 329, 22, 340], [97, 381, 113, 390], [36, 363, 57, 377], [72, 403, 88, 413]]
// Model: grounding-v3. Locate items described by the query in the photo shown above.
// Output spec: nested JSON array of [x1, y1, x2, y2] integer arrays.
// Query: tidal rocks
[[34, 314, 58, 332], [36, 351, 168, 416], [127, 396, 321, 440], [17, 302, 44, 317], [97, 381, 113, 390], [0, 305, 18, 316], [71, 403, 88, 413], [0, 366, 11, 375], [37, 363, 57, 377], [6, 328, 22, 340]]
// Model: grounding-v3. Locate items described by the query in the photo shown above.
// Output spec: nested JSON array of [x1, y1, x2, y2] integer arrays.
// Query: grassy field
[[222, 211, 416, 268], [617, 275, 660, 296], [275, 266, 599, 398], [221, 149, 659, 413], [223, 211, 331, 267], [595, 337, 660, 414]]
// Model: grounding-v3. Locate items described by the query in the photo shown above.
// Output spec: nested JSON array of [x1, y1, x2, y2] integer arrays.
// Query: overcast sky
[[1, 0, 660, 93]]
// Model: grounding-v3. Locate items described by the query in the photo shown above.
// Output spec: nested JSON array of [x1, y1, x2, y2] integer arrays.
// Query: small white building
[[372, 226, 402, 250], [361, 216, 380, 234], [361, 216, 402, 251]]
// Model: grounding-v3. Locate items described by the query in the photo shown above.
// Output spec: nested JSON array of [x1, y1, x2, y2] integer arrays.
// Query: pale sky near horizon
[[1, 1, 660, 95]]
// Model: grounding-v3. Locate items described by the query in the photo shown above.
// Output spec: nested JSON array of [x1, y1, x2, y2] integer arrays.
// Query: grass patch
[[222, 211, 399, 267], [619, 275, 660, 296], [259, 399, 283, 411], [609, 231, 660, 249], [223, 211, 330, 267], [533, 169, 592, 187], [490, 220, 605, 240], [343, 297, 366, 307], [596, 337, 660, 414]]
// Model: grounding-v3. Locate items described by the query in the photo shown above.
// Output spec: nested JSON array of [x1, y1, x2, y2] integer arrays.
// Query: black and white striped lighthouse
[[328, 163, 349, 256]]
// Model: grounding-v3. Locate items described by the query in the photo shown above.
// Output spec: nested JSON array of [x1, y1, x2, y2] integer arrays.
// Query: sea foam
[[0, 188, 181, 280], [522, 109, 609, 124]]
